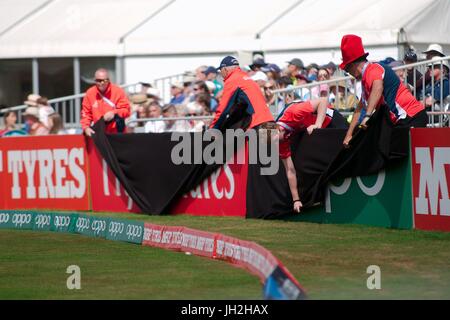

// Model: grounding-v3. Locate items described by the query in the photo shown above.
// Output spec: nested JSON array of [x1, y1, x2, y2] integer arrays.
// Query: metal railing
[[270, 56, 450, 127], [1, 82, 141, 129], [1, 72, 187, 129], [3, 56, 449, 131]]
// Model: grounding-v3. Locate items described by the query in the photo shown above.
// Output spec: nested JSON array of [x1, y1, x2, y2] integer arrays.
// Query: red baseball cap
[[339, 34, 369, 70]]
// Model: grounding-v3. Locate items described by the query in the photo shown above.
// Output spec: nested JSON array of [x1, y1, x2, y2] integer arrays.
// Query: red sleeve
[[80, 94, 93, 130], [365, 64, 384, 92], [279, 139, 291, 159], [114, 89, 131, 119]]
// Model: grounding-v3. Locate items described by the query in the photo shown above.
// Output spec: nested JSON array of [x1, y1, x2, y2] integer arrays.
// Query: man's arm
[[343, 100, 363, 147], [114, 89, 131, 119], [307, 97, 328, 134], [80, 96, 95, 136], [282, 157, 302, 213], [362, 79, 383, 125], [343, 79, 383, 147]]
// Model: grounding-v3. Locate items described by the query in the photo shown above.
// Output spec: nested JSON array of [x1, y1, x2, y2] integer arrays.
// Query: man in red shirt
[[275, 98, 348, 213], [81, 68, 131, 136], [339, 35, 427, 147], [210, 56, 274, 131]]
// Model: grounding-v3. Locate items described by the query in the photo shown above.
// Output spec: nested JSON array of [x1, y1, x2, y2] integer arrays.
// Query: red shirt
[[277, 101, 333, 159], [210, 68, 274, 130], [362, 62, 423, 122], [81, 83, 131, 133]]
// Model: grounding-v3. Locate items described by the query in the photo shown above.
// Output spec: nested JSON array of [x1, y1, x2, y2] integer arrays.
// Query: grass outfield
[[1, 212, 450, 299]]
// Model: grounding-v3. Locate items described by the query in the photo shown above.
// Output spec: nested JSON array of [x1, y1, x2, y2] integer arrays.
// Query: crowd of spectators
[[0, 93, 67, 137], [1, 43, 448, 136]]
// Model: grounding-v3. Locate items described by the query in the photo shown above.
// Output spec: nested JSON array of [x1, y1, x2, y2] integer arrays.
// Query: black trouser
[[395, 109, 428, 128]]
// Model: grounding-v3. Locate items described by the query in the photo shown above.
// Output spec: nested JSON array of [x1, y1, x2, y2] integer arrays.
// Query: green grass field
[[1, 212, 450, 299]]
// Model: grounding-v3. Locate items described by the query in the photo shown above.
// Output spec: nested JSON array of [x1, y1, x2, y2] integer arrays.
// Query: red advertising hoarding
[[411, 128, 450, 232], [170, 146, 248, 217], [86, 139, 141, 213], [0, 135, 90, 210]]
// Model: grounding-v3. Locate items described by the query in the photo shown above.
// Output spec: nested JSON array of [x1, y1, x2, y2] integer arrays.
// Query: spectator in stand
[[186, 101, 206, 132], [311, 68, 330, 98], [36, 96, 55, 128], [330, 78, 359, 112], [195, 66, 208, 81], [161, 104, 191, 132], [127, 94, 148, 132], [415, 44, 447, 97], [203, 66, 223, 97], [286, 58, 305, 85], [169, 81, 186, 105], [0, 110, 18, 135], [181, 73, 196, 105], [81, 68, 130, 137], [48, 112, 67, 135], [249, 57, 268, 72], [144, 101, 165, 133], [403, 49, 422, 98], [196, 92, 212, 113], [23, 106, 49, 136], [261, 64, 282, 82], [323, 62, 337, 77], [24, 94, 41, 108], [306, 63, 320, 82], [145, 87, 161, 102], [294, 74, 312, 100], [251, 71, 269, 89], [192, 81, 218, 111], [423, 57, 450, 108]]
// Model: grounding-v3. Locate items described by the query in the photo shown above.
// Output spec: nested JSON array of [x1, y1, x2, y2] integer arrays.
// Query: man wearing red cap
[[339, 35, 427, 147]]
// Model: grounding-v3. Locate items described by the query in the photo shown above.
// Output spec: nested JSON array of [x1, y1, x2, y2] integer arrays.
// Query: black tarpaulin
[[91, 105, 408, 218]]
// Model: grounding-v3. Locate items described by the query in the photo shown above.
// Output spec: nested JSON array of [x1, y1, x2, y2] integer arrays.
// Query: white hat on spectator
[[205, 81, 216, 93], [146, 87, 160, 98], [171, 81, 184, 90], [186, 102, 203, 115], [251, 71, 268, 82], [24, 94, 41, 106], [427, 56, 450, 71], [423, 44, 445, 57], [23, 106, 40, 118]]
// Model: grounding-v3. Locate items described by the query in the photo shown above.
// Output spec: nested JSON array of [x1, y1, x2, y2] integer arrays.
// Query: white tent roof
[[0, 0, 170, 58], [0, 0, 48, 36], [259, 0, 438, 51], [123, 0, 299, 55], [0, 0, 448, 58]]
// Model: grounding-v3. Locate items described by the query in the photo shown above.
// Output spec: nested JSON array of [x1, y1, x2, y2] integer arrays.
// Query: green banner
[[106, 219, 144, 244], [0, 211, 35, 230], [286, 157, 414, 229], [51, 213, 78, 233], [33, 212, 53, 231], [74, 215, 110, 238]]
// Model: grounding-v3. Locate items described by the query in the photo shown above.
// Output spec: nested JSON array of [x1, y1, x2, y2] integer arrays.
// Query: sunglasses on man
[[95, 78, 109, 84]]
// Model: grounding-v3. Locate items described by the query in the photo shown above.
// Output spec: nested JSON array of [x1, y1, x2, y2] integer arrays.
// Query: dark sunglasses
[[95, 78, 109, 84]]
